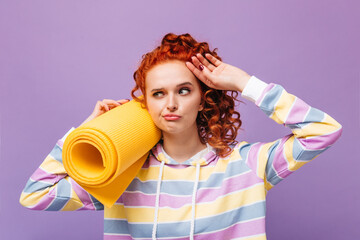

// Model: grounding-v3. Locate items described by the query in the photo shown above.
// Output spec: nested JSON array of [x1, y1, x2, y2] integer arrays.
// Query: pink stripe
[[286, 97, 310, 125], [103, 218, 265, 240], [255, 83, 275, 106], [120, 171, 263, 208], [246, 143, 262, 174], [147, 157, 162, 166], [154, 237, 188, 240], [271, 136, 293, 179], [196, 217, 265, 239], [56, 140, 64, 148], [31, 168, 65, 183], [197, 171, 263, 202], [301, 129, 342, 150], [69, 178, 95, 210], [29, 193, 55, 210], [104, 234, 133, 240], [165, 164, 190, 169], [272, 128, 342, 178], [141, 160, 149, 168]]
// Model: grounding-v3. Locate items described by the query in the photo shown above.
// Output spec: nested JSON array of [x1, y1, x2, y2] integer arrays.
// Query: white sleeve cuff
[[60, 127, 76, 142], [241, 75, 268, 103]]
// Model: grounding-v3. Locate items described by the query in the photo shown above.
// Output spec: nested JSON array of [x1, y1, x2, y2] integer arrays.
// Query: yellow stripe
[[264, 177, 273, 191], [19, 190, 49, 207], [61, 188, 84, 211], [104, 204, 127, 219], [243, 234, 267, 240], [284, 135, 307, 171], [292, 113, 341, 138], [104, 184, 266, 222], [40, 155, 66, 174], [271, 90, 296, 124], [257, 142, 274, 180]]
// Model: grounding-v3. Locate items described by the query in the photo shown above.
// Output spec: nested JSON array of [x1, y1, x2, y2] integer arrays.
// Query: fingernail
[[199, 64, 204, 71]]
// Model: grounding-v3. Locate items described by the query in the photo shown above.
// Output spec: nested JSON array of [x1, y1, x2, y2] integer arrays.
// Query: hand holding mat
[[62, 97, 161, 208]]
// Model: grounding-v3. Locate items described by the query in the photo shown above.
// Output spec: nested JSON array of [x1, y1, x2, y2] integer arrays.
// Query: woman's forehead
[[145, 61, 198, 88]]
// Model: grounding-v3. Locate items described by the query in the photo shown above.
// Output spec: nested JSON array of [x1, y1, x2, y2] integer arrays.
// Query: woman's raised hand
[[185, 53, 251, 92], [78, 99, 130, 127]]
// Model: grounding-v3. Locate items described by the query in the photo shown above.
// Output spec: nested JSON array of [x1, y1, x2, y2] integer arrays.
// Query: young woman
[[19, 33, 342, 240]]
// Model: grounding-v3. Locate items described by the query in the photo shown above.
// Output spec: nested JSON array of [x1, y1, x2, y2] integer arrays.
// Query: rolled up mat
[[62, 97, 161, 208]]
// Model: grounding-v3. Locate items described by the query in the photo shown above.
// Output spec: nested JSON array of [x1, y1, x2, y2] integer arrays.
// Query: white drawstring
[[152, 160, 165, 240], [152, 160, 201, 240], [190, 162, 201, 240]]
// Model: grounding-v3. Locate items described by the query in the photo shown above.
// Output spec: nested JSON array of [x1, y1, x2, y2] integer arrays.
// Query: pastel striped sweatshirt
[[19, 76, 343, 240]]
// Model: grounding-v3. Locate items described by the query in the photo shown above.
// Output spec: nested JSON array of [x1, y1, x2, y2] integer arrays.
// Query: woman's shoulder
[[230, 140, 250, 151], [215, 140, 250, 160]]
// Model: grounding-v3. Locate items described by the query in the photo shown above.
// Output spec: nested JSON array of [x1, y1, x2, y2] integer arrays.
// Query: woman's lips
[[163, 114, 181, 120]]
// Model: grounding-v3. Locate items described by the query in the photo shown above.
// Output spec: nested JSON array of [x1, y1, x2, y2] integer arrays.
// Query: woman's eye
[[179, 88, 191, 95], [153, 91, 164, 97]]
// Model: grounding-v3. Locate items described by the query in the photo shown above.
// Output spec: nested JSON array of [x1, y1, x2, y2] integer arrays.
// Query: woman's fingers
[[100, 99, 130, 112], [204, 53, 222, 67], [193, 53, 216, 71], [190, 53, 222, 72], [185, 61, 204, 79], [185, 61, 216, 88], [117, 99, 130, 104], [99, 101, 110, 111]]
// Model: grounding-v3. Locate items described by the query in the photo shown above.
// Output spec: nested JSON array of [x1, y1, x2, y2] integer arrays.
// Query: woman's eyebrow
[[177, 82, 193, 87], [150, 82, 193, 92], [151, 88, 163, 93]]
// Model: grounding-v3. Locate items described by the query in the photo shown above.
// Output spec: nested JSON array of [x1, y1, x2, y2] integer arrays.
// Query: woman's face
[[145, 60, 203, 135]]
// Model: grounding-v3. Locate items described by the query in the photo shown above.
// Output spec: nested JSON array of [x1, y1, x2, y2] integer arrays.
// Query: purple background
[[1, 1, 358, 239]]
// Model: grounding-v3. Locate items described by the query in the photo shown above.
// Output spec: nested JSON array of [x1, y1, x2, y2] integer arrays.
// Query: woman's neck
[[161, 128, 207, 163]]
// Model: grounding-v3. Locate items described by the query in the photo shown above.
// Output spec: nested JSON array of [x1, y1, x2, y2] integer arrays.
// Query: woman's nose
[[166, 95, 178, 111]]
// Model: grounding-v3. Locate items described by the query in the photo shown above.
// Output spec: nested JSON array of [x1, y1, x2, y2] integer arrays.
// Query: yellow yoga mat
[[62, 98, 161, 208]]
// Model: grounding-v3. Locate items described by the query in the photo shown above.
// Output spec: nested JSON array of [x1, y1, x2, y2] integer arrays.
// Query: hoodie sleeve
[[19, 127, 104, 211], [238, 76, 343, 191]]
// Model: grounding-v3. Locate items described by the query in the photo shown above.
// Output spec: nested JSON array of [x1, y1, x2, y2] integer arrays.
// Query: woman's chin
[[161, 128, 181, 135]]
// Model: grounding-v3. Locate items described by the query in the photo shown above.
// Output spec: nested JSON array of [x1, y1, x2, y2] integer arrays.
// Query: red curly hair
[[131, 33, 243, 157]]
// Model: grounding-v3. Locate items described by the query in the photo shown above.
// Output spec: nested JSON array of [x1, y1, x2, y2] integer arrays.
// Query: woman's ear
[[198, 102, 204, 111], [198, 96, 205, 111], [199, 104, 204, 112]]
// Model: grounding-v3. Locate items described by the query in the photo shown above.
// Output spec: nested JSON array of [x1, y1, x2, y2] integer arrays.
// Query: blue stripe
[[292, 137, 305, 160], [295, 147, 329, 161], [49, 144, 63, 163], [285, 123, 301, 130], [23, 179, 54, 193], [45, 179, 71, 211], [238, 143, 251, 161], [89, 194, 104, 210], [293, 107, 325, 129], [292, 135, 329, 161], [258, 85, 283, 116], [126, 158, 252, 195], [304, 107, 325, 123], [264, 140, 284, 186], [104, 201, 266, 237]]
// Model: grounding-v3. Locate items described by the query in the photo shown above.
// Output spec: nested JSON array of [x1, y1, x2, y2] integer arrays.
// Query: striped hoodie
[[19, 76, 343, 240]]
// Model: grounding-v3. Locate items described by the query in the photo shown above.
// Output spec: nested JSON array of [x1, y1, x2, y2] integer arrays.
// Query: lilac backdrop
[[1, 0, 358, 239]]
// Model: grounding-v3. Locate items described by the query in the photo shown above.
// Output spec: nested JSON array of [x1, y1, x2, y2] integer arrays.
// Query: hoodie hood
[[150, 141, 218, 166], [149, 141, 218, 240]]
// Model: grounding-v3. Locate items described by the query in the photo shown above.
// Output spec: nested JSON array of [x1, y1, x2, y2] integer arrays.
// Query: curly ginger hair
[[131, 33, 243, 158]]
